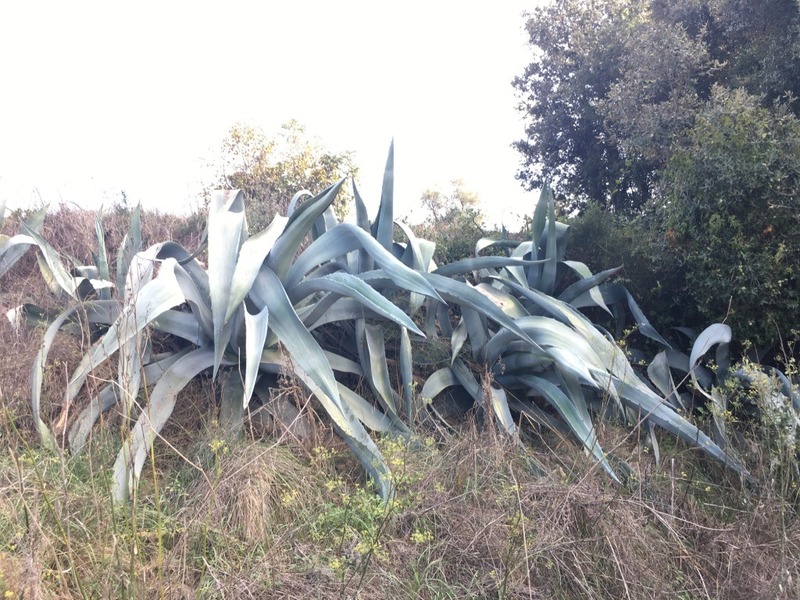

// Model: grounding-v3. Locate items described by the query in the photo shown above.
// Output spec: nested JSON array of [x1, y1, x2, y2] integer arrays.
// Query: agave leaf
[[324, 350, 364, 376], [372, 141, 394, 252], [399, 327, 414, 419], [647, 351, 685, 412], [252, 265, 393, 497], [219, 369, 246, 432], [558, 264, 620, 315], [461, 306, 488, 360], [224, 214, 288, 325], [21, 225, 78, 299], [451, 359, 483, 404], [530, 185, 549, 258], [689, 323, 732, 447], [689, 324, 732, 385], [0, 206, 47, 280], [540, 186, 558, 294], [516, 373, 617, 480], [337, 383, 408, 434], [301, 298, 382, 331], [364, 323, 399, 415], [290, 271, 424, 336], [207, 190, 247, 378], [417, 272, 538, 349], [433, 256, 544, 278], [613, 377, 748, 477], [352, 180, 374, 272], [450, 318, 468, 366], [112, 347, 228, 502], [116, 203, 142, 295], [266, 179, 344, 280], [486, 384, 518, 436], [30, 300, 117, 449], [474, 282, 529, 319], [420, 367, 460, 401], [243, 303, 269, 409], [93, 213, 112, 300], [151, 309, 209, 346], [69, 349, 189, 452], [287, 190, 313, 215], [288, 224, 442, 302], [475, 238, 521, 255], [65, 258, 185, 407]]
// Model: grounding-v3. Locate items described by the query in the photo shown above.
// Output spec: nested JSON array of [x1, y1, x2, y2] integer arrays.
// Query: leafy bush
[[659, 87, 800, 349]]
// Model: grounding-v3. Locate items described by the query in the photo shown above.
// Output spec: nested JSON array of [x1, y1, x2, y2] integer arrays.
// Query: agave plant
[[416, 185, 750, 480], [7, 145, 759, 503]]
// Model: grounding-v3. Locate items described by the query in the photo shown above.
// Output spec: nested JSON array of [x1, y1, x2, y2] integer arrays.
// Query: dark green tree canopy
[[514, 0, 800, 214]]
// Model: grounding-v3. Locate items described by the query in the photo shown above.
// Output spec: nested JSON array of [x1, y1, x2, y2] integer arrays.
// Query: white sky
[[0, 1, 536, 228]]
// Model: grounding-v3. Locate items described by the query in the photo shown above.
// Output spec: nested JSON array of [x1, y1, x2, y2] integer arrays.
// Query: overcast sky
[[0, 1, 536, 228]]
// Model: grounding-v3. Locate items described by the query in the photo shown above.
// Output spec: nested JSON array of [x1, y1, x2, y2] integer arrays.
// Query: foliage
[[658, 87, 800, 348], [209, 120, 357, 230], [513, 0, 800, 213], [407, 180, 485, 265]]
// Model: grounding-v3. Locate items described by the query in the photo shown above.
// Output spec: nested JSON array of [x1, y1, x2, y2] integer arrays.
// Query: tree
[[209, 121, 357, 231], [659, 87, 800, 347], [410, 180, 486, 265], [513, 0, 800, 214]]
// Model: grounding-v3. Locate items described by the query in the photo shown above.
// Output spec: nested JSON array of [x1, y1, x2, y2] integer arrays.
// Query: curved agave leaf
[[475, 238, 521, 256], [252, 265, 393, 499], [207, 190, 247, 377], [291, 272, 424, 336], [433, 256, 544, 278], [266, 179, 345, 280], [287, 224, 442, 302], [487, 384, 518, 436], [420, 367, 460, 401], [287, 189, 313, 215], [450, 318, 468, 366], [21, 225, 78, 299], [151, 310, 209, 346], [0, 206, 47, 279], [69, 349, 190, 453], [65, 258, 185, 408], [474, 283, 529, 319], [243, 303, 269, 409], [558, 264, 620, 315], [112, 347, 231, 502], [31, 300, 118, 449], [338, 384, 408, 434], [224, 214, 288, 325], [647, 351, 685, 412], [572, 283, 670, 348], [689, 323, 733, 447], [417, 272, 538, 349], [613, 377, 748, 477], [512, 373, 617, 480], [301, 298, 382, 331]]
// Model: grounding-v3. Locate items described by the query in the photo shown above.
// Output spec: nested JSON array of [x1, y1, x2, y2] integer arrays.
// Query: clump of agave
[[4, 144, 785, 502]]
